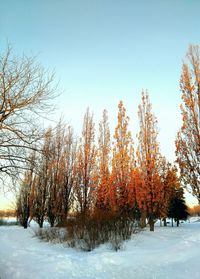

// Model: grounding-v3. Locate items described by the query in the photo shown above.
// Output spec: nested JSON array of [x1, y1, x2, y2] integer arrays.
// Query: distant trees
[[189, 205, 200, 216], [0, 210, 16, 218], [0, 46, 56, 187], [176, 45, 200, 204]]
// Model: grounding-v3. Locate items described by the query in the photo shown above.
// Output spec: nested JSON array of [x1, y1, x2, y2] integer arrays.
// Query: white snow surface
[[0, 219, 200, 279]]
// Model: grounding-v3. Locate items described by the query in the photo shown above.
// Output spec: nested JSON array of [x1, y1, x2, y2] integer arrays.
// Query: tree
[[30, 128, 53, 228], [16, 152, 36, 228], [46, 121, 65, 226], [168, 187, 189, 227], [57, 125, 77, 221], [160, 163, 180, 226], [176, 45, 200, 203], [136, 92, 164, 231], [0, 46, 56, 187], [19, 123, 77, 228], [128, 168, 142, 221], [96, 109, 111, 210], [74, 108, 97, 214], [111, 101, 133, 212]]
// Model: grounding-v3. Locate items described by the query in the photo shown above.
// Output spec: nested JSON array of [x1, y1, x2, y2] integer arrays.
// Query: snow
[[0, 219, 200, 279]]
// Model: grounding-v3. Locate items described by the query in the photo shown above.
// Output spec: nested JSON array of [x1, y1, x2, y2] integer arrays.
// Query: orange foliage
[[137, 92, 168, 230], [111, 101, 134, 211], [96, 110, 111, 210], [176, 45, 200, 204]]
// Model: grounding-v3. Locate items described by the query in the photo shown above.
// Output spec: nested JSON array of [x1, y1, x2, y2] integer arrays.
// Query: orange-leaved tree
[[176, 45, 200, 204], [136, 91, 164, 231], [96, 109, 111, 210], [110, 101, 133, 212]]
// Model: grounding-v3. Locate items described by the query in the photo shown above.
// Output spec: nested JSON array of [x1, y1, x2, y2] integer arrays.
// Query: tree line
[[16, 94, 188, 231], [0, 44, 199, 232]]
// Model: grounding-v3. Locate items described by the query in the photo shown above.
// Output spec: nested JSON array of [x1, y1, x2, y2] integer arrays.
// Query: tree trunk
[[23, 206, 30, 229], [149, 216, 154, 231], [39, 217, 44, 228], [140, 210, 147, 228], [49, 214, 55, 227], [163, 218, 167, 227], [23, 220, 28, 229], [23, 216, 29, 229], [50, 219, 54, 227], [177, 219, 180, 227], [171, 218, 173, 227]]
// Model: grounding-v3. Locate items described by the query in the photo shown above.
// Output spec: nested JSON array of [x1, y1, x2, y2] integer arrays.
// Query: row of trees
[[16, 93, 188, 231], [0, 44, 199, 232], [0, 210, 16, 218]]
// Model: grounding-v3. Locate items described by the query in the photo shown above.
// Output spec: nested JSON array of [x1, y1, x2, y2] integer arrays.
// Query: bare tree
[[176, 45, 200, 203], [0, 46, 57, 186]]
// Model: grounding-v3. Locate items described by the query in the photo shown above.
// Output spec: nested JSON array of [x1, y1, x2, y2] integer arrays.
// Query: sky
[[0, 0, 200, 208]]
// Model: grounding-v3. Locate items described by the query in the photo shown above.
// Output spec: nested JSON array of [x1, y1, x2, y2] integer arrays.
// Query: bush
[[65, 211, 139, 251], [33, 211, 139, 251]]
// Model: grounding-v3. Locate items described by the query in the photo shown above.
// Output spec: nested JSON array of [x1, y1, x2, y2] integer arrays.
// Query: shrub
[[33, 227, 67, 243], [65, 210, 139, 251], [33, 210, 139, 251]]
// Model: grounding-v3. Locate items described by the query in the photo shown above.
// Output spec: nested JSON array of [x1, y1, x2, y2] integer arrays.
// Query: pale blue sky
[[0, 0, 200, 207]]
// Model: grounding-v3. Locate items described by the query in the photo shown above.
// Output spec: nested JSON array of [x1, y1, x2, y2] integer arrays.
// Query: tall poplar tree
[[111, 101, 133, 212], [137, 92, 163, 231], [96, 109, 111, 210], [176, 45, 200, 204], [74, 108, 97, 214]]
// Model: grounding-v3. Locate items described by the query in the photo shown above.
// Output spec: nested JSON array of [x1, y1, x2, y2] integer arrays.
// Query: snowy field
[[0, 218, 200, 279]]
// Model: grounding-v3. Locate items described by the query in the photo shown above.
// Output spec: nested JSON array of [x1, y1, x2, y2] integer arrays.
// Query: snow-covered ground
[[0, 218, 200, 279]]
